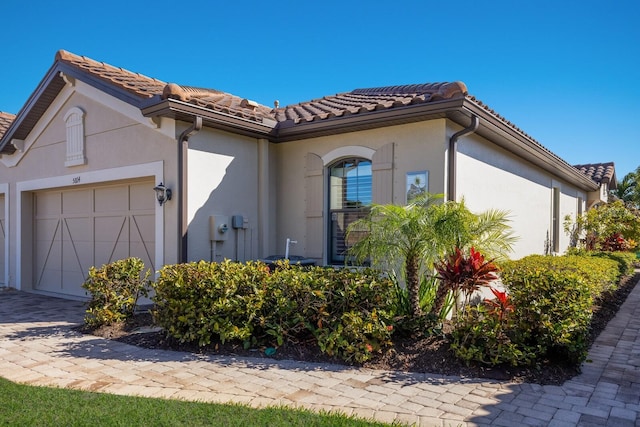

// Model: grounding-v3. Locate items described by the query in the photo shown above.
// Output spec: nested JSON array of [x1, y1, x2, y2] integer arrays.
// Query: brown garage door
[[33, 180, 155, 297]]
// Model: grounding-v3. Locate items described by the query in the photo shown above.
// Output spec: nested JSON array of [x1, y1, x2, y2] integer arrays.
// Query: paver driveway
[[1, 277, 639, 426]]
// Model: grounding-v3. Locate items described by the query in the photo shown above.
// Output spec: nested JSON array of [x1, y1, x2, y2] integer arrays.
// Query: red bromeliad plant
[[432, 247, 499, 317], [484, 287, 514, 322], [599, 233, 630, 252]]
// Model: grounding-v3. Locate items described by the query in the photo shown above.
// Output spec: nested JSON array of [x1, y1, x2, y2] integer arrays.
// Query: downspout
[[447, 115, 479, 201], [177, 116, 203, 263]]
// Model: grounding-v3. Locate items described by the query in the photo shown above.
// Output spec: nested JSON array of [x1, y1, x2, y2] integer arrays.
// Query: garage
[[33, 180, 155, 298]]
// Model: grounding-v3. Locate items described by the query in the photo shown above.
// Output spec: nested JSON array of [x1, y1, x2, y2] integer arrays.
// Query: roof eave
[[462, 100, 599, 191], [0, 62, 65, 154], [0, 61, 152, 155], [142, 99, 277, 139], [274, 98, 465, 142]]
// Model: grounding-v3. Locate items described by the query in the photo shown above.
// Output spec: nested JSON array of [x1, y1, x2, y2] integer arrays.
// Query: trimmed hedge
[[588, 251, 637, 277], [501, 261, 594, 364], [152, 260, 397, 363], [452, 253, 625, 366], [503, 254, 620, 297]]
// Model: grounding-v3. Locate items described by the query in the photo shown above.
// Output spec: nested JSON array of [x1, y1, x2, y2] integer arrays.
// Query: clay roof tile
[[55, 50, 275, 123], [0, 111, 16, 139], [574, 162, 616, 185]]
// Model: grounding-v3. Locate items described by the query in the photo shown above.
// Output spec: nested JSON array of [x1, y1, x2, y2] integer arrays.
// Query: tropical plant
[[433, 247, 499, 316], [484, 287, 515, 322], [565, 200, 640, 251], [613, 167, 640, 208], [346, 193, 516, 318]]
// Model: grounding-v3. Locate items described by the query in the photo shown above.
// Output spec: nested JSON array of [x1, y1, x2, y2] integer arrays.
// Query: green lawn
[[0, 378, 399, 426]]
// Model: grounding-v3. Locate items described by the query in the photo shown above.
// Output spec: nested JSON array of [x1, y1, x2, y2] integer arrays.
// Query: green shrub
[[82, 257, 150, 327], [152, 260, 270, 347], [152, 260, 397, 363], [501, 258, 594, 364], [451, 303, 537, 367], [588, 251, 637, 277], [299, 267, 396, 363], [503, 254, 619, 298]]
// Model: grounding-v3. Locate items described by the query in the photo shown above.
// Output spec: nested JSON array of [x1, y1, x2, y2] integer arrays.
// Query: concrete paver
[[1, 273, 640, 426]]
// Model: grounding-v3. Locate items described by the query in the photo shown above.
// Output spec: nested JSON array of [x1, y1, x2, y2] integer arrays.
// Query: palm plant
[[613, 167, 640, 208], [346, 193, 516, 318]]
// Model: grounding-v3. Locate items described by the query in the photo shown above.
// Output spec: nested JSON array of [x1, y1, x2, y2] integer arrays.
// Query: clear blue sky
[[2, 0, 639, 178]]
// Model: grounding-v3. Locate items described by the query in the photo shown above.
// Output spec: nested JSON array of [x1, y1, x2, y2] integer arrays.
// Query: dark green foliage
[[152, 260, 396, 363], [82, 257, 150, 327], [502, 263, 594, 364], [152, 260, 271, 347], [452, 253, 625, 366], [451, 304, 536, 367]]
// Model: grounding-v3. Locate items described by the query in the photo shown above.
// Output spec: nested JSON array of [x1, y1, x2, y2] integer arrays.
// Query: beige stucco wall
[[0, 88, 178, 290], [455, 130, 587, 259], [273, 119, 448, 263], [185, 127, 261, 263]]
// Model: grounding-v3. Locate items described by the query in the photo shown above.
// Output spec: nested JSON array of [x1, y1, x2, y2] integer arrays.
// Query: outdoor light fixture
[[153, 182, 172, 206]]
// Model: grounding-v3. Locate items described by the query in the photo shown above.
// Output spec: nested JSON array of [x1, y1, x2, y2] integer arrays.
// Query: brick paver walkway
[[1, 275, 639, 426]]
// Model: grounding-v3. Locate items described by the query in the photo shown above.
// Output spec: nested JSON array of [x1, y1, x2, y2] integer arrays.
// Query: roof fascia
[[57, 63, 152, 108], [274, 98, 465, 142], [142, 99, 277, 139], [0, 61, 152, 154], [0, 62, 65, 153], [461, 100, 598, 191]]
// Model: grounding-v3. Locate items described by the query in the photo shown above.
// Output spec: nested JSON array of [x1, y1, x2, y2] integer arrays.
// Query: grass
[[0, 378, 397, 427]]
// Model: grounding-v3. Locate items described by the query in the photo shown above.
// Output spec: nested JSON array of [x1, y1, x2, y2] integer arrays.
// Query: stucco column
[[257, 138, 270, 258]]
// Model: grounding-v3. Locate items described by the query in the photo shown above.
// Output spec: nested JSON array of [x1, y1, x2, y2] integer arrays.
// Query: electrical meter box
[[209, 215, 229, 241]]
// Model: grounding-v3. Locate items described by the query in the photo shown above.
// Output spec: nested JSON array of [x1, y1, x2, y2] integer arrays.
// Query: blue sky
[[2, 0, 639, 177]]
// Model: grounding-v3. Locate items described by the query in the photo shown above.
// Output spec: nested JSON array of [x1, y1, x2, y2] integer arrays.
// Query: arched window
[[328, 158, 372, 264]]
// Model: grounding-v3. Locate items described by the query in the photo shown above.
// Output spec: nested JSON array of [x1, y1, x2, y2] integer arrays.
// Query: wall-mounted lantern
[[153, 182, 172, 206]]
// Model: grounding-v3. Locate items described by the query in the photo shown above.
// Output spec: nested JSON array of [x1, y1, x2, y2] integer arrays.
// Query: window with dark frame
[[328, 158, 372, 264]]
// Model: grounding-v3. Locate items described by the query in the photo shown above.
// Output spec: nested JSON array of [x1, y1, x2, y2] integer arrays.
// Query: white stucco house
[[0, 50, 614, 299]]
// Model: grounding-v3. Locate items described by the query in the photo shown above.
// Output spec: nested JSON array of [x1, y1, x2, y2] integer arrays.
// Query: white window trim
[[322, 146, 375, 166], [0, 183, 8, 287]]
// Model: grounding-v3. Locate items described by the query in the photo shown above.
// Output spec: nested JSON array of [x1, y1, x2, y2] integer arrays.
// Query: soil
[[80, 271, 640, 386]]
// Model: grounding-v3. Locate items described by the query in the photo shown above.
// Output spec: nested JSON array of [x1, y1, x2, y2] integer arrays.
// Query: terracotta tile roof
[[274, 82, 468, 124], [0, 112, 15, 139], [574, 162, 616, 185], [56, 50, 274, 123], [161, 83, 274, 122], [56, 50, 166, 98]]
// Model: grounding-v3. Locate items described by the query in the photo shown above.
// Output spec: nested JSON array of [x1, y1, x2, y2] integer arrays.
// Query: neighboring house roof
[[574, 162, 617, 189], [0, 50, 600, 191]]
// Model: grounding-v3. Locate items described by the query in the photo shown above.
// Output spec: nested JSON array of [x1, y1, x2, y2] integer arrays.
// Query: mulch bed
[[80, 271, 640, 385]]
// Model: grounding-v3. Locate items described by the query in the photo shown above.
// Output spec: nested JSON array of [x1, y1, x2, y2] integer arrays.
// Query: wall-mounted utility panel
[[209, 215, 229, 241]]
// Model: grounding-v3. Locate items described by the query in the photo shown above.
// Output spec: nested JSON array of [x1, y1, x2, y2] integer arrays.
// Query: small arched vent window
[[64, 107, 86, 167]]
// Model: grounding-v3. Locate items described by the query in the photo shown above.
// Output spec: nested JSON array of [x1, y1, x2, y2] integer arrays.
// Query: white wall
[[187, 128, 260, 263], [455, 131, 587, 259]]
